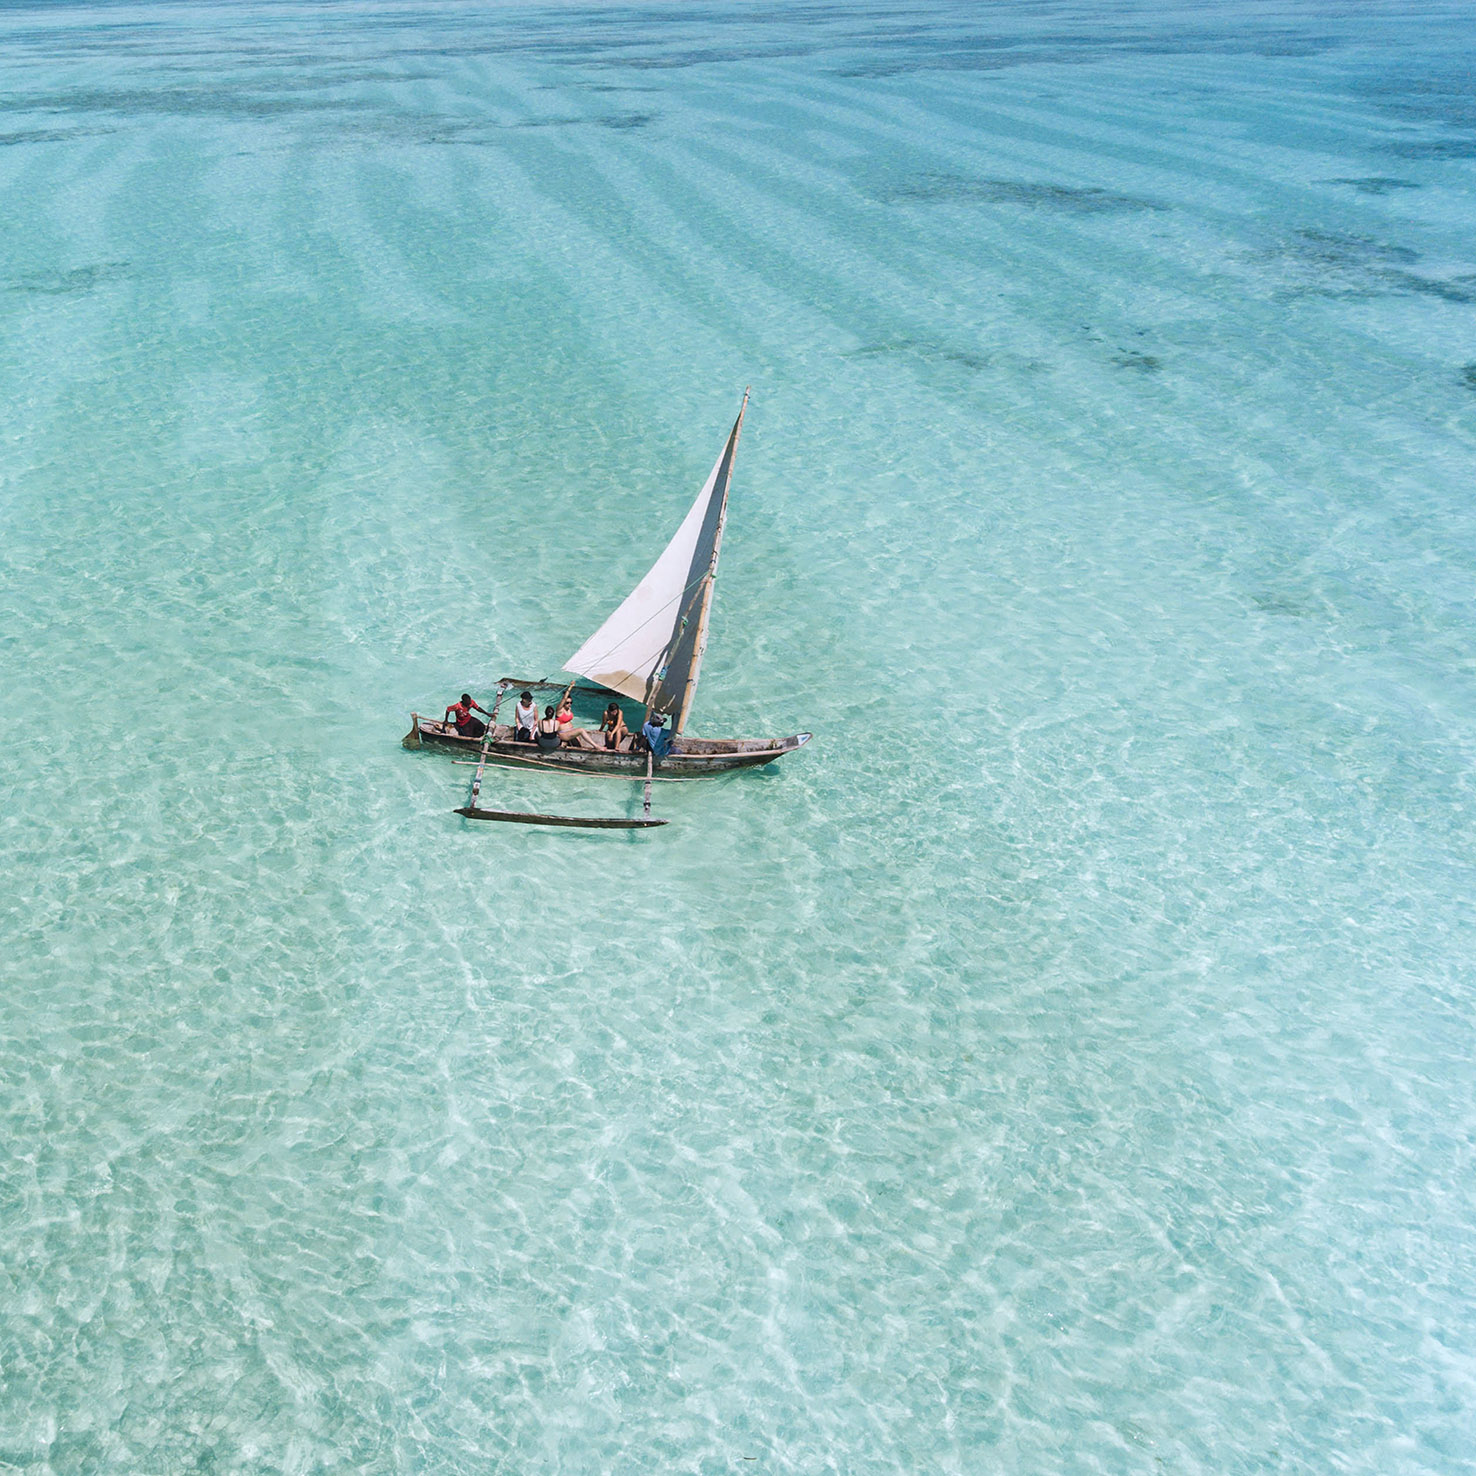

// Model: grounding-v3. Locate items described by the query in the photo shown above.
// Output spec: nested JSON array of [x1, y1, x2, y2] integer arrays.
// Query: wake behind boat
[[404, 392, 811, 826]]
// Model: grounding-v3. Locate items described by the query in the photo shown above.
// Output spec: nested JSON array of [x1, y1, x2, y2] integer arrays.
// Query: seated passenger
[[555, 693, 581, 744], [641, 710, 672, 759], [535, 705, 562, 751], [599, 701, 629, 751], [512, 691, 537, 743], [444, 692, 490, 739]]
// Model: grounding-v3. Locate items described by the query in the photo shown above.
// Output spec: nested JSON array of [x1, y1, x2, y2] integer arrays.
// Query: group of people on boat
[[445, 689, 672, 756]]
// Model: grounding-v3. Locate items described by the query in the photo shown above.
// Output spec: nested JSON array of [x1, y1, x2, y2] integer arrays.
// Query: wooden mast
[[673, 387, 747, 736]]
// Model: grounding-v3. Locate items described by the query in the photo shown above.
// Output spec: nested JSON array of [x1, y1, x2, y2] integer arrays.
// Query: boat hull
[[404, 716, 810, 777]]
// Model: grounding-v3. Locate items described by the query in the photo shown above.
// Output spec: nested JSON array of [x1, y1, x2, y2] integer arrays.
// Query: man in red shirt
[[444, 693, 491, 739]]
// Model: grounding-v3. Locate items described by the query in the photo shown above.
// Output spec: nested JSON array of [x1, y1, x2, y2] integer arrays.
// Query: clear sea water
[[4, 1, 1476, 1471]]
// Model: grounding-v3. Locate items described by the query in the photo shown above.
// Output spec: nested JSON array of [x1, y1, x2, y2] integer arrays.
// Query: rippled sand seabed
[[3, 2, 1475, 1471]]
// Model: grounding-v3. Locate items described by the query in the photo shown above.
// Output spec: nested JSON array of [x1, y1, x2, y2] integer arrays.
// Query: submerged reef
[[865, 171, 1163, 213]]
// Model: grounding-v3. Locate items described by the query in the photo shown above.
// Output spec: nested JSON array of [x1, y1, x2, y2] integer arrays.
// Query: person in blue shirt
[[641, 710, 673, 759]]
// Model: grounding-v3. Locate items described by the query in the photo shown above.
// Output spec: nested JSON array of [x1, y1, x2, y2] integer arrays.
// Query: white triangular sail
[[566, 395, 747, 733]]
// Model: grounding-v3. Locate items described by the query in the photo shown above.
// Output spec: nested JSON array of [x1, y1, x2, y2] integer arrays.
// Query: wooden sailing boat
[[403, 392, 811, 826]]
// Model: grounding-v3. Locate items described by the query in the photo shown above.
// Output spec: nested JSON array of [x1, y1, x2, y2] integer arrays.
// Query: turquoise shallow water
[[4, 1, 1476, 1470]]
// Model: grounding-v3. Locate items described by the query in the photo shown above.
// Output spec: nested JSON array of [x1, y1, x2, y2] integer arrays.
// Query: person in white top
[[512, 691, 537, 743]]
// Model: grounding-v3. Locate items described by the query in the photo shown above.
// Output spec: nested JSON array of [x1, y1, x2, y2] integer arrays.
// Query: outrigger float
[[403, 392, 811, 828]]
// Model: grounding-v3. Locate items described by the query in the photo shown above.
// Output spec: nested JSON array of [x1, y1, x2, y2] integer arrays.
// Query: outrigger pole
[[452, 684, 667, 828], [463, 712, 496, 813]]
